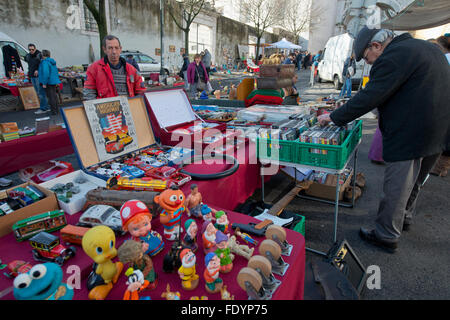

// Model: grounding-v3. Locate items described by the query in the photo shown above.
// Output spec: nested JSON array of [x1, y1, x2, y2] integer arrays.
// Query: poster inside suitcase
[[61, 96, 194, 189]]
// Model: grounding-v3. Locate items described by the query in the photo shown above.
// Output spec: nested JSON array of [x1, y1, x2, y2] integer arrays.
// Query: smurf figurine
[[203, 252, 223, 294], [154, 186, 186, 241], [182, 219, 198, 252], [214, 210, 229, 233], [118, 240, 157, 291], [13, 263, 73, 300], [215, 230, 234, 273], [185, 184, 202, 218], [82, 226, 124, 300], [178, 249, 199, 290], [201, 220, 218, 254], [201, 204, 216, 222], [120, 200, 164, 257], [123, 268, 151, 300]]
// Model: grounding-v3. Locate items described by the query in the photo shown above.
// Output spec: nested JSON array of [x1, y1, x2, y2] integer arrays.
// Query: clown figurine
[[120, 200, 164, 257], [203, 252, 223, 293], [182, 219, 198, 253], [214, 211, 229, 233], [201, 220, 218, 255], [154, 186, 186, 241], [178, 249, 199, 290], [215, 231, 233, 273]]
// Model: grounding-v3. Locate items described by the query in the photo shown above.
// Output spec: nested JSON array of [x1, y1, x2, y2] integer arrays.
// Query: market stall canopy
[[380, 0, 450, 30], [267, 38, 302, 49]]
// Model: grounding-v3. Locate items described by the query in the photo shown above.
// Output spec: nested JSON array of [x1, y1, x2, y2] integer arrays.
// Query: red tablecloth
[[0, 84, 20, 97], [0, 207, 305, 300], [0, 129, 74, 176]]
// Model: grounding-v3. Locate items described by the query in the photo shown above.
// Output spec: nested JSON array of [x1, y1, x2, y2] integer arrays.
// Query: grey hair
[[370, 29, 395, 46], [102, 35, 121, 48]]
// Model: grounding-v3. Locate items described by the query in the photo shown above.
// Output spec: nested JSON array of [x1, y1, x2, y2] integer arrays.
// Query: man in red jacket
[[83, 35, 145, 100]]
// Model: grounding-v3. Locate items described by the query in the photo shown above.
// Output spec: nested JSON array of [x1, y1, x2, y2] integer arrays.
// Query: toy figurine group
[[14, 184, 255, 300]]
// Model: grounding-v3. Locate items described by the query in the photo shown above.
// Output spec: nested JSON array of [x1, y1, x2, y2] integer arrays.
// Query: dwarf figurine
[[215, 231, 233, 273], [201, 204, 216, 222], [214, 211, 229, 233], [178, 249, 199, 290], [185, 184, 202, 218], [154, 186, 186, 241], [182, 219, 198, 253], [118, 240, 158, 290], [203, 252, 223, 293], [120, 200, 164, 257], [201, 220, 218, 255]]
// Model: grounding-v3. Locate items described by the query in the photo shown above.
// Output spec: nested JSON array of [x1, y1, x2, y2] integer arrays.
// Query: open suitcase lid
[[144, 87, 202, 132], [62, 96, 157, 169]]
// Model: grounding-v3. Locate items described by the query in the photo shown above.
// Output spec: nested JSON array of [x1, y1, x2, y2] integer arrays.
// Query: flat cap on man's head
[[353, 26, 380, 62]]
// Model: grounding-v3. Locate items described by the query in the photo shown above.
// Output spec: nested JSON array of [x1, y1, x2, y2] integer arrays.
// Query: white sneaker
[[34, 109, 49, 114]]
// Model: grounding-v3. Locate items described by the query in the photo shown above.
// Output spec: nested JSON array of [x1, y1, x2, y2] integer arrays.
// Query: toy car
[[4, 260, 33, 278], [29, 232, 76, 266], [142, 147, 165, 157], [146, 166, 176, 179], [77, 205, 123, 234], [139, 156, 167, 168], [31, 161, 74, 184], [145, 166, 191, 187], [121, 166, 145, 178]]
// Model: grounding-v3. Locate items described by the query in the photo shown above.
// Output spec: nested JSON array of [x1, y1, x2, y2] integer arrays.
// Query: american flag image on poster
[[83, 96, 139, 162]]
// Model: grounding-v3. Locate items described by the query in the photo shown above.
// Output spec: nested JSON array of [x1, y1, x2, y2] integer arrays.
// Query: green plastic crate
[[257, 120, 362, 170], [293, 214, 305, 237]]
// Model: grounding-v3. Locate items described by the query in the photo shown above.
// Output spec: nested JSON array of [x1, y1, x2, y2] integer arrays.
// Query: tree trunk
[[256, 37, 261, 64], [84, 0, 108, 57], [184, 28, 190, 56]]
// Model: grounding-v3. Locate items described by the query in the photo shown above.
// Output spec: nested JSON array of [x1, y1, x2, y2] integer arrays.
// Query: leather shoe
[[359, 227, 398, 253]]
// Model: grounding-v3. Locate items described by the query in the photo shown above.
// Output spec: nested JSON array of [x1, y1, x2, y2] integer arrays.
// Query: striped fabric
[[104, 114, 123, 134]]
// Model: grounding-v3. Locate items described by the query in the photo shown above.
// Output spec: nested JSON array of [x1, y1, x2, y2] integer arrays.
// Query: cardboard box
[[40, 170, 106, 215], [305, 170, 353, 201], [0, 182, 59, 237]]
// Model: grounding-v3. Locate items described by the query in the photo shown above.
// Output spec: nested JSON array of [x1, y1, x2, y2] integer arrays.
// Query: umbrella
[[267, 38, 302, 49]]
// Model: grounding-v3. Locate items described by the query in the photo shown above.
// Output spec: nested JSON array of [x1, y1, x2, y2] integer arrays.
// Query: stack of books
[[0, 122, 20, 142]]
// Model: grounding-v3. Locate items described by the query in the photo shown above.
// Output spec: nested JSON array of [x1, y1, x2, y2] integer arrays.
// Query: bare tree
[[241, 0, 285, 62], [83, 0, 108, 55], [281, 0, 312, 44], [167, 0, 208, 56]]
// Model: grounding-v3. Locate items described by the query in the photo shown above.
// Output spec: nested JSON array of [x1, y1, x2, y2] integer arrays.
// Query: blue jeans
[[31, 77, 49, 111], [339, 77, 352, 98]]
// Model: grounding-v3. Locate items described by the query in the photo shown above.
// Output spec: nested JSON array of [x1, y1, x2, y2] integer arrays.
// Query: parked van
[[0, 32, 29, 79], [317, 33, 366, 90]]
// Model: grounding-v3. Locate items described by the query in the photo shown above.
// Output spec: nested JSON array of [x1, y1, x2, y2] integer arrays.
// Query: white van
[[0, 32, 29, 79], [317, 33, 365, 90]]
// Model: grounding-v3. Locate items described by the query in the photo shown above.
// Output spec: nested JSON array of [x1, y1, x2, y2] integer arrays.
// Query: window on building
[[189, 23, 213, 56]]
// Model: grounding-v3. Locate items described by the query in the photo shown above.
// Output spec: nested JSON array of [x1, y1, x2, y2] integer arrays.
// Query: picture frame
[[18, 85, 40, 110]]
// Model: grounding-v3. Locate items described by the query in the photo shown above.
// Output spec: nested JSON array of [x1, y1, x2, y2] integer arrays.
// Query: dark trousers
[[45, 85, 58, 114], [375, 153, 441, 241]]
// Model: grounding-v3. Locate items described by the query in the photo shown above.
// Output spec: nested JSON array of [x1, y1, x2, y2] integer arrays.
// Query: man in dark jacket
[[25, 44, 49, 114], [318, 27, 450, 253]]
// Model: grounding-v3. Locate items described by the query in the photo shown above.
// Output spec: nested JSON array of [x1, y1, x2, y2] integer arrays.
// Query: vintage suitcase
[[259, 64, 295, 79], [144, 87, 230, 150], [256, 77, 294, 90], [61, 96, 194, 181]]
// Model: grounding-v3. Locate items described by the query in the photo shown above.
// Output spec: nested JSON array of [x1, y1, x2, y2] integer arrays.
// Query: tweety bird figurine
[[82, 225, 124, 300]]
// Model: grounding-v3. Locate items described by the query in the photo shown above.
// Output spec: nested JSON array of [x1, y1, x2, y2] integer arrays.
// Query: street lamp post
[[160, 0, 165, 75]]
